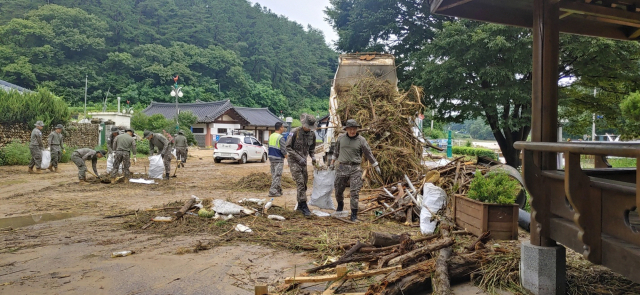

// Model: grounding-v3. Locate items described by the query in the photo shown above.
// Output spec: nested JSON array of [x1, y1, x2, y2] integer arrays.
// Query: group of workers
[[268, 114, 380, 222], [26, 121, 189, 183]]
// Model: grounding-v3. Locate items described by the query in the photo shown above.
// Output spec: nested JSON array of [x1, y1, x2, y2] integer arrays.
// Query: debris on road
[[111, 250, 133, 258]]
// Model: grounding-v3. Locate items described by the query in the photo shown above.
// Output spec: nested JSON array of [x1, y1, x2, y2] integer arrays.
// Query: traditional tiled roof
[[0, 79, 33, 93], [142, 100, 283, 127], [233, 107, 283, 127], [142, 100, 232, 123]]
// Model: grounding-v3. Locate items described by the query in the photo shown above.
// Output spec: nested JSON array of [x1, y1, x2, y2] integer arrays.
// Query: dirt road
[[0, 149, 491, 294]]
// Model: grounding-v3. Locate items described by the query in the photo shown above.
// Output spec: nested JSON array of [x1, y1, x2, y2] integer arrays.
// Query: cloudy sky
[[252, 0, 339, 46]]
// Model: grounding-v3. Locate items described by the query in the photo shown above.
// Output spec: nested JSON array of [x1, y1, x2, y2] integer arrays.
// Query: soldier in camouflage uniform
[[144, 130, 172, 179], [111, 129, 136, 183], [71, 148, 106, 184], [286, 114, 317, 216], [331, 119, 381, 222], [268, 122, 288, 197], [107, 127, 120, 154], [47, 124, 65, 173], [28, 121, 45, 174], [174, 130, 188, 168]]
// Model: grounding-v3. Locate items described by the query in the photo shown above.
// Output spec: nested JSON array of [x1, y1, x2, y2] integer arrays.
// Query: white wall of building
[[211, 123, 240, 136], [89, 112, 132, 128], [191, 123, 207, 134]]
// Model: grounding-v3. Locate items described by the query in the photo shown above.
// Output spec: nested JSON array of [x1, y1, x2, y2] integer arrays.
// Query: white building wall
[[212, 123, 240, 136], [89, 112, 132, 128], [191, 123, 207, 134]]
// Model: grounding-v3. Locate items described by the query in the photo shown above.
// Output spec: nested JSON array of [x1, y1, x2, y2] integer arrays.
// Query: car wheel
[[214, 158, 221, 163], [261, 153, 267, 163], [238, 154, 247, 164]]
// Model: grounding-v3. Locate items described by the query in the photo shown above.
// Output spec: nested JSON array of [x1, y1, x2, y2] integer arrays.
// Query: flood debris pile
[[363, 157, 489, 223], [233, 172, 296, 191], [335, 78, 427, 185], [123, 197, 418, 258]]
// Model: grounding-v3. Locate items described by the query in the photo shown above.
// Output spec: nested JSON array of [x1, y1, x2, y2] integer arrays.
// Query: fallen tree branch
[[387, 238, 454, 266], [465, 231, 491, 252]]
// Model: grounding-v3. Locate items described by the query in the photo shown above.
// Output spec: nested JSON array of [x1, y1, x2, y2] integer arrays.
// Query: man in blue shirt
[[268, 122, 288, 197]]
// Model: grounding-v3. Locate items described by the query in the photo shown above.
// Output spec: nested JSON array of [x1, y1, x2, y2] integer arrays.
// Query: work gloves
[[311, 158, 317, 166], [373, 162, 381, 175]]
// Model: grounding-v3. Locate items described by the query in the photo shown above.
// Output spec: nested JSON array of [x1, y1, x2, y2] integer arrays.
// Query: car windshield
[[217, 137, 240, 144]]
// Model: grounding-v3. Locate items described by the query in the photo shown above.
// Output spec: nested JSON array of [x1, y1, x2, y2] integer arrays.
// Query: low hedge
[[0, 141, 75, 166], [452, 146, 497, 160]]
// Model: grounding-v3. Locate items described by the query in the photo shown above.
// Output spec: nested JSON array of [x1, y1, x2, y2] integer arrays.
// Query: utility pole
[[84, 74, 88, 118], [170, 76, 183, 131], [592, 88, 597, 141]]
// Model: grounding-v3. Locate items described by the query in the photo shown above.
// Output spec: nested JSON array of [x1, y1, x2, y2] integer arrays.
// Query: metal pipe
[[518, 209, 531, 232]]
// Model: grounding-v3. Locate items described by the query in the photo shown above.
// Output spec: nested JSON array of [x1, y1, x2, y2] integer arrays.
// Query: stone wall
[[0, 122, 99, 149]]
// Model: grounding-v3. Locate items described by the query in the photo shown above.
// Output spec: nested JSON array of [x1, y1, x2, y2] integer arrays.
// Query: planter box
[[454, 195, 519, 240]]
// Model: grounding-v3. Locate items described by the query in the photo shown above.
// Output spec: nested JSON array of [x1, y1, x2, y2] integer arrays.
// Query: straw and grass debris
[[232, 172, 296, 191], [335, 78, 426, 186]]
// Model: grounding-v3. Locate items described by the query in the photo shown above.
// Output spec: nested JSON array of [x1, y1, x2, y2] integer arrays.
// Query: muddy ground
[[0, 149, 490, 294]]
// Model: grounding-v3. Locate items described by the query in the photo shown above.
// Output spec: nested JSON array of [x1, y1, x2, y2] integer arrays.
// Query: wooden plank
[[284, 265, 401, 284], [488, 221, 516, 232], [560, 1, 640, 25], [630, 28, 640, 39], [255, 285, 268, 295], [487, 206, 517, 222], [601, 190, 640, 244], [565, 152, 602, 264], [512, 205, 519, 240], [602, 235, 640, 284], [481, 203, 489, 233], [456, 203, 483, 219], [436, 0, 476, 12], [549, 217, 584, 254]]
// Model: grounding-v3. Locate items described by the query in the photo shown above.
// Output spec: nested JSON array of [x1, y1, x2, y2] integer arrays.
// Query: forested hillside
[[0, 0, 338, 116]]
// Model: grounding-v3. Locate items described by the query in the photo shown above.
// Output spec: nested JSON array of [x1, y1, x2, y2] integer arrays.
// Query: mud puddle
[[0, 212, 80, 229]]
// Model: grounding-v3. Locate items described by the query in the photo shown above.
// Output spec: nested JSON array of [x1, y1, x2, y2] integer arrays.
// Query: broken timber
[[284, 265, 401, 284]]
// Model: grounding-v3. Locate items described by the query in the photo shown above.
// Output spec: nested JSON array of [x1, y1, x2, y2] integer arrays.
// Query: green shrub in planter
[[468, 171, 520, 205], [451, 146, 497, 160]]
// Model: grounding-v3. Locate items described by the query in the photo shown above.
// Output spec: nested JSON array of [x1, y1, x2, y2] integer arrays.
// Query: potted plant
[[455, 171, 520, 240]]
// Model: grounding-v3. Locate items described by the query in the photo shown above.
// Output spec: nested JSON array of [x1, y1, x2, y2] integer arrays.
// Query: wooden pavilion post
[[530, 0, 560, 247]]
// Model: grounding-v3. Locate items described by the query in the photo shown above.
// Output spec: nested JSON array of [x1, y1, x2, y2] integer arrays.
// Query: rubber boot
[[350, 209, 359, 222], [34, 169, 43, 174], [28, 167, 34, 174], [165, 173, 170, 180], [79, 179, 89, 185], [54, 167, 60, 173], [297, 201, 311, 217], [336, 201, 344, 212], [48, 166, 54, 172]]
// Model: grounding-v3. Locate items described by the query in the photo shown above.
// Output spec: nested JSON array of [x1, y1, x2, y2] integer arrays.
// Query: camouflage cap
[[111, 126, 119, 132], [55, 124, 64, 129], [178, 130, 185, 135], [143, 130, 153, 138], [34, 121, 44, 127], [342, 119, 361, 130], [300, 113, 317, 131]]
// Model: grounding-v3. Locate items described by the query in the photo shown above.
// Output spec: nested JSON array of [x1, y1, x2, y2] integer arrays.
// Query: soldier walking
[[110, 129, 136, 183], [144, 130, 172, 179], [268, 122, 288, 197], [174, 131, 188, 168], [331, 119, 381, 222], [71, 148, 106, 184], [47, 124, 65, 173], [28, 121, 45, 174], [286, 114, 317, 216]]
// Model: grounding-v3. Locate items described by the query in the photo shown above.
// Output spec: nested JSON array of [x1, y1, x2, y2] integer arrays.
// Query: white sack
[[106, 153, 123, 173], [309, 169, 336, 210], [211, 199, 247, 215], [420, 183, 447, 235], [129, 178, 155, 184], [41, 150, 51, 169], [171, 148, 176, 159], [312, 210, 330, 217], [148, 155, 164, 179]]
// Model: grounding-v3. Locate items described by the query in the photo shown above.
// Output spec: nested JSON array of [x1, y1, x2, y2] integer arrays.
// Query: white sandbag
[[309, 169, 336, 210], [148, 155, 164, 179], [312, 210, 330, 217], [211, 199, 248, 215], [420, 183, 447, 235], [106, 153, 123, 173], [41, 150, 51, 169], [171, 148, 176, 159], [235, 224, 252, 233], [267, 215, 286, 221]]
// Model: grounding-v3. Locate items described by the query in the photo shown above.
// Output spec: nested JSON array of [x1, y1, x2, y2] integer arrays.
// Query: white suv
[[213, 135, 268, 164]]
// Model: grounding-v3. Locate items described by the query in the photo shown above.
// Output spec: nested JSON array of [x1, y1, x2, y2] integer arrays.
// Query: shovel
[[172, 159, 180, 177]]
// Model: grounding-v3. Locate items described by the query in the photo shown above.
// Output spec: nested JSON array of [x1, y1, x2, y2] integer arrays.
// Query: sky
[[251, 0, 338, 46]]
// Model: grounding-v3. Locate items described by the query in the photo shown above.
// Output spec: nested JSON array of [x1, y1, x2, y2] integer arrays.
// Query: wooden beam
[[560, 1, 640, 24], [284, 265, 401, 284], [436, 0, 475, 12], [629, 28, 640, 39], [571, 13, 640, 28], [560, 11, 574, 19], [430, 0, 444, 14]]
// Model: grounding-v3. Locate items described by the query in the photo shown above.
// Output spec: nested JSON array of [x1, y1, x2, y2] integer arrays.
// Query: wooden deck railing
[[514, 141, 640, 284]]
